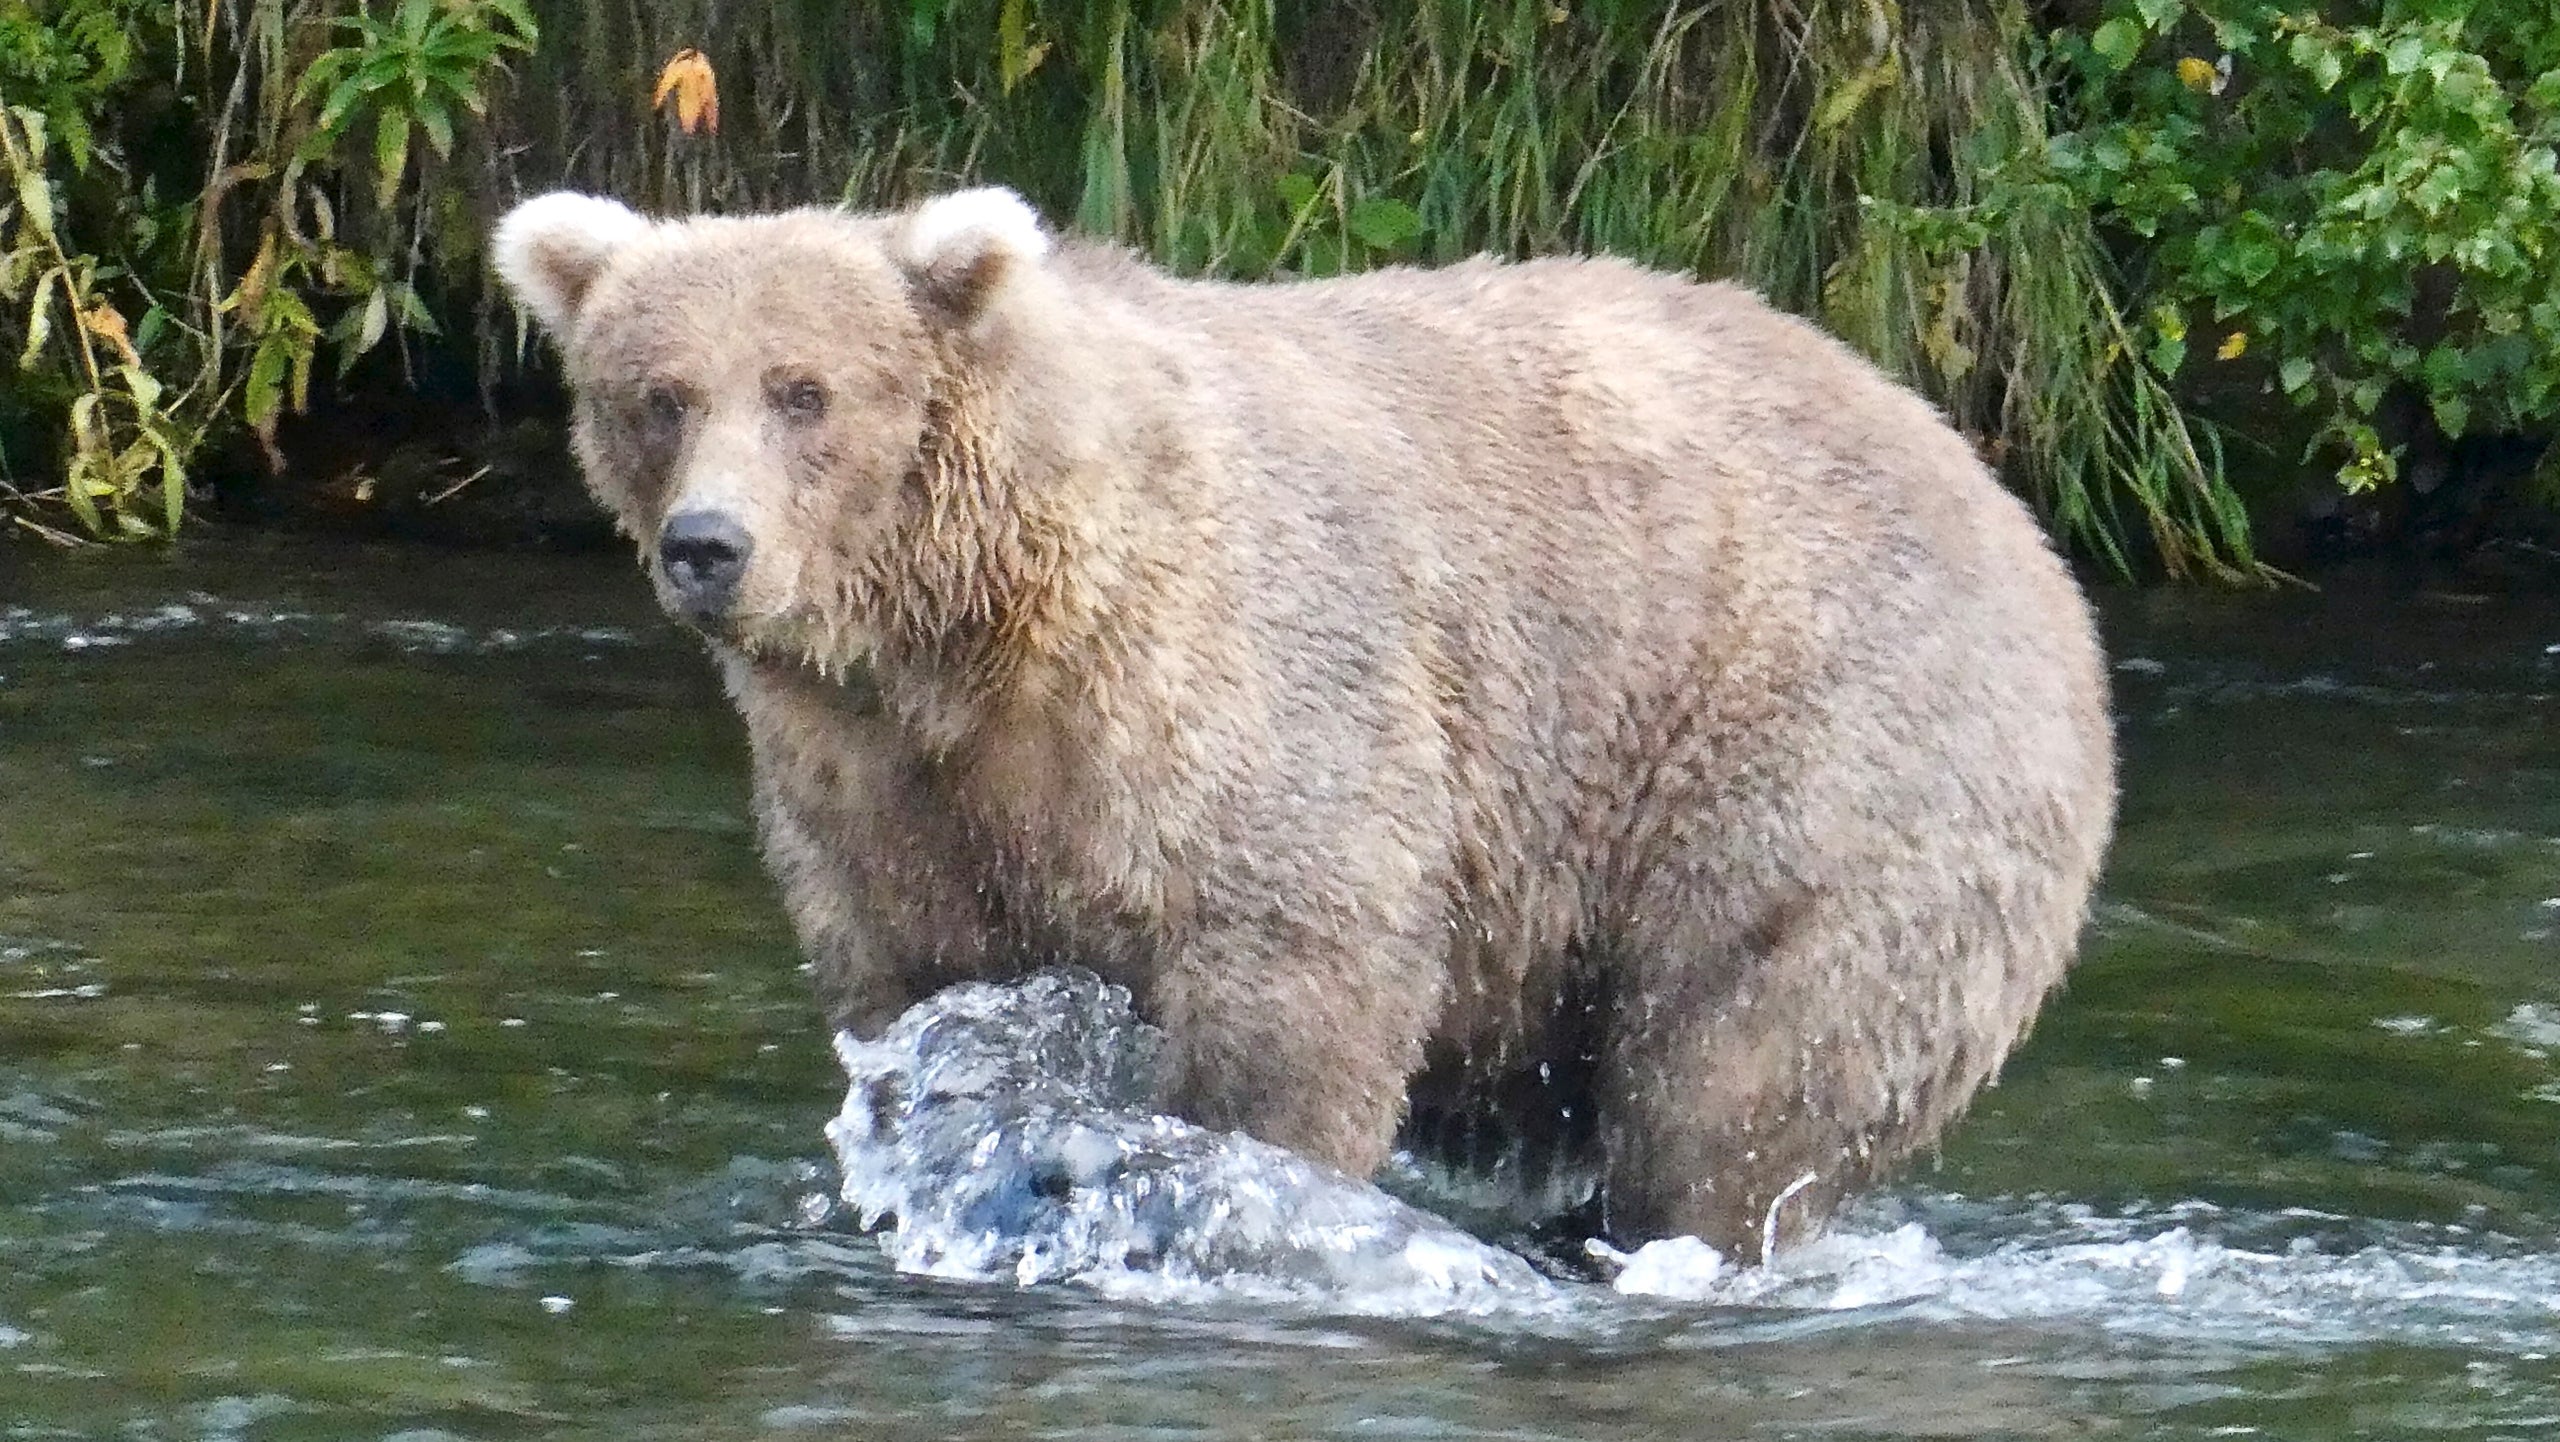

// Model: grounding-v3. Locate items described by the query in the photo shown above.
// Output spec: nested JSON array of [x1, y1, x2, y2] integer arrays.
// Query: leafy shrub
[[5, 0, 2255, 574], [2054, 0, 2560, 491], [0, 0, 149, 170], [0, 0, 534, 541]]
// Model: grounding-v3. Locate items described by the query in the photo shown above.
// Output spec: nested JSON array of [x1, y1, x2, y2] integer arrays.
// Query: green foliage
[[2053, 0, 2560, 492], [1, 0, 2256, 574], [2, 105, 195, 540], [226, 0, 535, 456], [511, 0, 2250, 575], [0, 0, 151, 172], [295, 0, 537, 207], [0, 0, 536, 539]]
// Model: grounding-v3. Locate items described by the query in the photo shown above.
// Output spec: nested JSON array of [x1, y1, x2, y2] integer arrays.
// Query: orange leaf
[[82, 303, 142, 369], [653, 48, 720, 137]]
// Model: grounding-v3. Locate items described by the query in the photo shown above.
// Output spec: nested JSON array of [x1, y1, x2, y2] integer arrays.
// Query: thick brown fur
[[492, 190, 2116, 1255]]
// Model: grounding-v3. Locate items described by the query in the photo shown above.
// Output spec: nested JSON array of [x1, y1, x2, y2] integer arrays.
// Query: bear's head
[[490, 188, 1070, 671]]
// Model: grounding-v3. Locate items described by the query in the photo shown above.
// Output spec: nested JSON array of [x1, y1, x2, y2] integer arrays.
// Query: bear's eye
[[770, 377, 828, 422], [642, 384, 690, 430]]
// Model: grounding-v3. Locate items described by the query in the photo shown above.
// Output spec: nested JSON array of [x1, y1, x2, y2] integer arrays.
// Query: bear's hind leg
[[1592, 882, 1997, 1260]]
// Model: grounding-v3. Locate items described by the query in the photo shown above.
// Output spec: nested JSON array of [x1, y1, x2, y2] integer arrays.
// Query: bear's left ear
[[894, 186, 1051, 325], [490, 192, 655, 335]]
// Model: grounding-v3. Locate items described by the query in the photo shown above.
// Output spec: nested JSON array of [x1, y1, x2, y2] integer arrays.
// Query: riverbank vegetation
[[4, 1, 2556, 574]]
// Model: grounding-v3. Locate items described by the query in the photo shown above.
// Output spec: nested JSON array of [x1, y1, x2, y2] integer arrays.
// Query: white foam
[[2494, 1003, 2560, 1050], [1600, 1201, 2560, 1353], [818, 974, 2560, 1347]]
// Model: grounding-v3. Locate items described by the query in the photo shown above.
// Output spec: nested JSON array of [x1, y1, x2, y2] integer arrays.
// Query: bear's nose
[[658, 510, 753, 617]]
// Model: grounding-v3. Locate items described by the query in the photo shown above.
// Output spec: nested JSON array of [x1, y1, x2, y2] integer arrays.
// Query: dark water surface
[[5, 536, 2559, 1440]]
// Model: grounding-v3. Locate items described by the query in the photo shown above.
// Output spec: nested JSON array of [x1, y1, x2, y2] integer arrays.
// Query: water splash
[[824, 970, 1556, 1314], [1602, 1198, 2560, 1355], [821, 973, 2560, 1352]]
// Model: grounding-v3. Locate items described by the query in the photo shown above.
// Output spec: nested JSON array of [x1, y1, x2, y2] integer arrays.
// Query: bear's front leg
[[723, 651, 1000, 1037], [1153, 862, 1449, 1177]]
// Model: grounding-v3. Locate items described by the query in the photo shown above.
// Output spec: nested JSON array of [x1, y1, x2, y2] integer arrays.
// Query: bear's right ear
[[490, 192, 654, 334], [894, 186, 1051, 326]]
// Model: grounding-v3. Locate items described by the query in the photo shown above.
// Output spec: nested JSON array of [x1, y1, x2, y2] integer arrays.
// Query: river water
[[4, 535, 2557, 1440]]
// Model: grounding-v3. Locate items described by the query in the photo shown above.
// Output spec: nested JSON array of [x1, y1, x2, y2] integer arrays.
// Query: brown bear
[[491, 187, 2115, 1258]]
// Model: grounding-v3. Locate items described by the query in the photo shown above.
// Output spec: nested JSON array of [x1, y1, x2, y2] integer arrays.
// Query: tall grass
[[472, 0, 2252, 575], [7, 0, 2258, 573]]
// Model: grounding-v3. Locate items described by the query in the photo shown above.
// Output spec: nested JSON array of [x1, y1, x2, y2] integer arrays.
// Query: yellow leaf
[[653, 49, 720, 137], [2215, 330, 2248, 360], [2177, 56, 2217, 92]]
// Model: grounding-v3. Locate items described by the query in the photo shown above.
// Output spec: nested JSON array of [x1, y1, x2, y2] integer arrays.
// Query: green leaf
[[160, 440, 185, 534], [2422, 342, 2467, 390], [122, 363, 161, 413], [393, 284, 440, 334], [245, 342, 287, 429], [2290, 33, 2345, 91], [375, 105, 411, 207], [54, 111, 96, 174], [357, 286, 390, 357], [397, 0, 435, 45], [484, 0, 540, 43], [1347, 196, 1423, 251], [313, 73, 379, 140], [2091, 19, 2144, 73], [414, 93, 454, 159], [1813, 60, 1897, 136], [2431, 392, 2469, 437], [61, 453, 102, 533], [19, 272, 56, 370], [8, 105, 48, 167], [998, 0, 1043, 92], [2279, 356, 2315, 395], [10, 148, 57, 244], [292, 48, 359, 105]]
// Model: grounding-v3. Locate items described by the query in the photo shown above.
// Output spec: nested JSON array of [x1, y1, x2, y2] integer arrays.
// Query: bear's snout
[[658, 510, 754, 622]]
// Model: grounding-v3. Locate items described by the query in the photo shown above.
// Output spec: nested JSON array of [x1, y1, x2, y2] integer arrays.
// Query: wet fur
[[494, 193, 2116, 1254]]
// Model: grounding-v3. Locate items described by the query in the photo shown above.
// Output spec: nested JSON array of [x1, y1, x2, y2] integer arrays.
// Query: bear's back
[[1064, 246, 2062, 635], [1058, 244, 2098, 763]]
